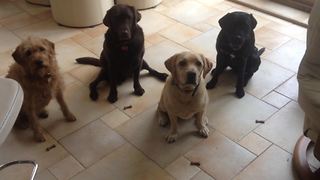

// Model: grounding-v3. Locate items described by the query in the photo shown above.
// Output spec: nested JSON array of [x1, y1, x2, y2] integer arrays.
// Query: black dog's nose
[[121, 29, 130, 37], [233, 35, 243, 43], [35, 60, 43, 66], [186, 72, 196, 84]]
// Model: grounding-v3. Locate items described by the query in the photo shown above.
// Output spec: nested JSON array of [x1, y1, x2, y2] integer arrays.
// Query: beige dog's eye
[[178, 61, 187, 67], [196, 61, 202, 67]]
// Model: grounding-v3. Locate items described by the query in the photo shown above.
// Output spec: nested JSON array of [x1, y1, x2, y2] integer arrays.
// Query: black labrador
[[206, 11, 265, 98], [76, 5, 168, 103]]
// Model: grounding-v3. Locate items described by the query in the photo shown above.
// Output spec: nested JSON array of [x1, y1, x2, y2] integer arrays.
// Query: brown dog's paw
[[89, 91, 99, 101], [66, 113, 77, 122], [38, 110, 49, 119], [34, 132, 46, 142], [166, 134, 177, 143], [134, 87, 145, 96], [235, 88, 245, 98]]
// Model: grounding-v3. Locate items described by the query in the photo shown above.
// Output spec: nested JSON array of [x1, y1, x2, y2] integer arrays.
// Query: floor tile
[[144, 40, 189, 73], [0, 12, 40, 30], [265, 39, 306, 72], [48, 156, 84, 180], [43, 82, 115, 140], [185, 131, 256, 180], [139, 10, 175, 36], [245, 60, 294, 98], [184, 27, 220, 60], [117, 105, 208, 168], [0, 50, 14, 76], [275, 75, 298, 101], [165, 156, 200, 180], [163, 0, 220, 26], [14, 19, 81, 43], [78, 34, 104, 56], [234, 145, 298, 180], [266, 21, 307, 42], [55, 39, 98, 73], [255, 26, 291, 50], [206, 72, 277, 141], [191, 171, 215, 180], [0, 27, 21, 53], [159, 23, 201, 43], [0, 1, 22, 19], [196, 0, 224, 7], [0, 129, 68, 172], [69, 65, 100, 85], [239, 132, 271, 156], [71, 143, 173, 180], [262, 91, 291, 109], [255, 101, 304, 153], [36, 170, 57, 180], [81, 24, 107, 38], [59, 120, 126, 167], [100, 109, 130, 129], [13, 0, 50, 16]]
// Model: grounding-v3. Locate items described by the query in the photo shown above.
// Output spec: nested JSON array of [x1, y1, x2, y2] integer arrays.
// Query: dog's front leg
[[25, 102, 46, 142], [235, 58, 247, 98], [166, 112, 178, 143], [206, 53, 227, 89], [133, 66, 145, 96], [195, 111, 209, 138], [107, 69, 118, 103], [56, 88, 76, 122]]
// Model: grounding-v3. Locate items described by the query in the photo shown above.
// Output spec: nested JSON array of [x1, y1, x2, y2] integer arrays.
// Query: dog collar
[[120, 46, 129, 51]]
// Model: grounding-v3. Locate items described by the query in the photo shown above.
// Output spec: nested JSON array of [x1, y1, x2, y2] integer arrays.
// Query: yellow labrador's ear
[[165, 53, 178, 74], [200, 54, 213, 78]]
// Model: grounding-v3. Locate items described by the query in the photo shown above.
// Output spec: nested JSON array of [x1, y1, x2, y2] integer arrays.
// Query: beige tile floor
[[0, 0, 317, 179]]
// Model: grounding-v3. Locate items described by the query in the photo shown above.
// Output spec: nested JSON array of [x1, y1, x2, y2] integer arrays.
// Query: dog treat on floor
[[158, 52, 213, 143], [123, 105, 132, 110], [46, 144, 56, 151], [6, 37, 77, 142], [255, 120, 265, 124], [190, 161, 201, 166], [206, 11, 265, 98]]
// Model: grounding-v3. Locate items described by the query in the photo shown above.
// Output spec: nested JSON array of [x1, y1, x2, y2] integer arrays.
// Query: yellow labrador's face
[[12, 37, 55, 78], [175, 53, 203, 91], [165, 52, 213, 93]]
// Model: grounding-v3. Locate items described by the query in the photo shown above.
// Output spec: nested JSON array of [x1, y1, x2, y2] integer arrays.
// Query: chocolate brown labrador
[[76, 5, 168, 103]]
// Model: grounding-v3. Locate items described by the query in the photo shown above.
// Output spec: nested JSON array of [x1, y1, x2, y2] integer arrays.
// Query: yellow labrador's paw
[[66, 113, 77, 122], [199, 126, 209, 138], [166, 133, 178, 143], [34, 132, 46, 142]]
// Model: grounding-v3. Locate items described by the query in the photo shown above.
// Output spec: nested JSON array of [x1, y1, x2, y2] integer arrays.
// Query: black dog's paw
[[107, 94, 118, 103], [134, 87, 145, 96], [89, 91, 99, 101], [206, 79, 217, 89], [158, 73, 169, 82], [235, 88, 245, 98]]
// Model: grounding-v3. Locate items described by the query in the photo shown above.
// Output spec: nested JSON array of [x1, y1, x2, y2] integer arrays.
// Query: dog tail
[[258, 47, 266, 56], [75, 57, 101, 67]]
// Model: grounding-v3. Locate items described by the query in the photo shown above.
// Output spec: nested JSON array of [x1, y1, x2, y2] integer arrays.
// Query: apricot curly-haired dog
[[6, 37, 76, 142]]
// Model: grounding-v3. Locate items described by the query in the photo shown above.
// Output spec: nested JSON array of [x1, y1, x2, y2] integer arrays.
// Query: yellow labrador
[[158, 52, 213, 143]]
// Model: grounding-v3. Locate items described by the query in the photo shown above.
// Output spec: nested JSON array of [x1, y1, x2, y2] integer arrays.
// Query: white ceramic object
[[50, 0, 114, 27], [116, 0, 162, 9], [0, 78, 23, 146]]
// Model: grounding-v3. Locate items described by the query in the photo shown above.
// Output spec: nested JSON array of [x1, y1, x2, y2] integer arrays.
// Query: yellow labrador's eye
[[39, 47, 45, 52], [25, 49, 32, 56], [196, 61, 202, 67], [178, 60, 187, 67]]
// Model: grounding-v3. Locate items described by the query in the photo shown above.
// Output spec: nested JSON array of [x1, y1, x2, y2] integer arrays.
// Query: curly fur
[[6, 37, 76, 142]]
